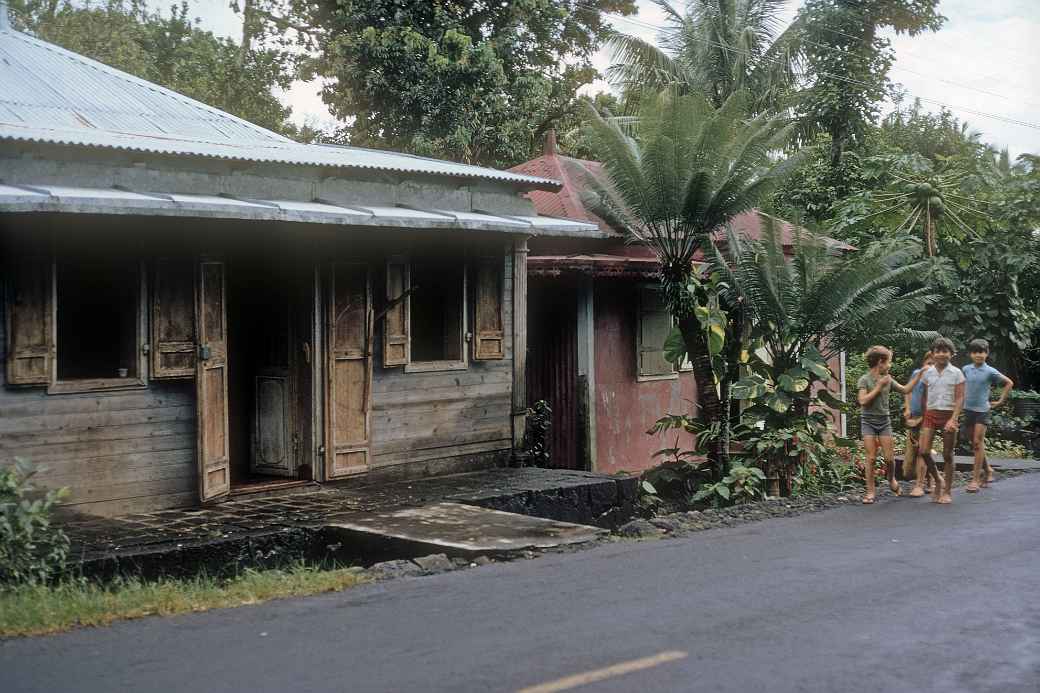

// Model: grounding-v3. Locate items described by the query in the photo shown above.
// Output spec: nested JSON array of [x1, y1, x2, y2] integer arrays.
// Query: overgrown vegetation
[[521, 400, 553, 467], [1, 459, 70, 587], [0, 564, 367, 637]]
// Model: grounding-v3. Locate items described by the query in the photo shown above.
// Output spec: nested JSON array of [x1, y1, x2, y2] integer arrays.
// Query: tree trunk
[[677, 315, 729, 478]]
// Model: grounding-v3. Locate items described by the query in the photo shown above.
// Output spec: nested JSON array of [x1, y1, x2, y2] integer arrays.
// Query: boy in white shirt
[[917, 337, 965, 504]]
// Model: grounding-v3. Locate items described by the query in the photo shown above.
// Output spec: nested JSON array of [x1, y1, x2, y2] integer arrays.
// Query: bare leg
[[938, 427, 957, 503], [909, 428, 927, 497], [967, 423, 985, 492], [919, 427, 944, 503], [863, 435, 878, 503], [881, 436, 900, 494], [976, 423, 993, 486]]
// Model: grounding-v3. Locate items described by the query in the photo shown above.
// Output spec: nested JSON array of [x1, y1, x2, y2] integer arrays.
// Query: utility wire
[[590, 6, 1040, 132]]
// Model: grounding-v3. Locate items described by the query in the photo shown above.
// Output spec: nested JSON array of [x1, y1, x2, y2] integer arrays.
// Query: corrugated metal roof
[[0, 183, 608, 238], [0, 24, 561, 191]]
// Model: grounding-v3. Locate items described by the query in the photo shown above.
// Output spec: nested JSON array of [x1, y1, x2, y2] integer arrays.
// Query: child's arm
[[946, 382, 965, 432], [903, 390, 913, 420], [992, 374, 1014, 409], [890, 369, 923, 395]]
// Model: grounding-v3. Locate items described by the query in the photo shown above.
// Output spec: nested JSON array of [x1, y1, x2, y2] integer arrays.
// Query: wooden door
[[196, 259, 231, 501], [325, 263, 371, 479], [251, 286, 294, 477]]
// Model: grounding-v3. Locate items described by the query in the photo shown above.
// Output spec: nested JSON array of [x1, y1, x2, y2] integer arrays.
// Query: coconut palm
[[584, 89, 801, 470], [607, 0, 803, 113]]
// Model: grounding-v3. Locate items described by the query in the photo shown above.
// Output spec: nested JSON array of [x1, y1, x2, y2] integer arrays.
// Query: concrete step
[[326, 502, 608, 559]]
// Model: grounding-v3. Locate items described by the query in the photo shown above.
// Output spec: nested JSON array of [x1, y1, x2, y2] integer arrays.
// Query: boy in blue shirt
[[963, 339, 1013, 493], [904, 351, 934, 496]]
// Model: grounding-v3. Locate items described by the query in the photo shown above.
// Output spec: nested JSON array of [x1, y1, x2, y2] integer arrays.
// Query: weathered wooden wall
[[0, 299, 199, 514], [368, 250, 514, 470]]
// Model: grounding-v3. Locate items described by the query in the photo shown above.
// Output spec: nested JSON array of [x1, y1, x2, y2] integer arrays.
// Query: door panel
[[326, 263, 371, 479], [250, 284, 294, 477], [196, 260, 230, 501]]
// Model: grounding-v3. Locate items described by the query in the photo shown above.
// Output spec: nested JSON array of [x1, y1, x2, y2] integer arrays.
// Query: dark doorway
[[226, 257, 314, 490], [527, 278, 581, 470]]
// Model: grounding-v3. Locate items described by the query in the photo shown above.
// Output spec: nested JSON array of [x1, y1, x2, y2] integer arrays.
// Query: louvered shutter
[[473, 256, 504, 360], [5, 255, 53, 386], [151, 258, 196, 378], [638, 287, 673, 377], [383, 258, 409, 367]]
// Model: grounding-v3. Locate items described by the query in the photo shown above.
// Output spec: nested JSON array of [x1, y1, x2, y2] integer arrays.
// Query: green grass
[[0, 564, 368, 638]]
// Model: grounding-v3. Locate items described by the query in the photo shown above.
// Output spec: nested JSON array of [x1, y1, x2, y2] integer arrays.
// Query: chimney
[[543, 128, 557, 157], [0, 1, 9, 31]]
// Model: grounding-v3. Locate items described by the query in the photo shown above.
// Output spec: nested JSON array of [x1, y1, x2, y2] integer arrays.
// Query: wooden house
[[510, 133, 848, 475], [0, 15, 603, 516]]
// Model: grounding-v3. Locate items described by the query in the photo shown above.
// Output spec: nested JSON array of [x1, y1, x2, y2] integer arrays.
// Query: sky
[[181, 0, 1039, 157]]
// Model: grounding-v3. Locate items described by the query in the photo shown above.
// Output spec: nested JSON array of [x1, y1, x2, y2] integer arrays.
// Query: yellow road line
[[516, 650, 688, 693]]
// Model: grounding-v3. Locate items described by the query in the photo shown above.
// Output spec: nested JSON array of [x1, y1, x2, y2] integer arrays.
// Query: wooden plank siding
[[1, 229, 517, 516], [368, 251, 514, 469]]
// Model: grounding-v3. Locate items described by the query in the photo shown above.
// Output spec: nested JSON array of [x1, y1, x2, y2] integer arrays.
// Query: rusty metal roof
[[0, 21, 560, 191]]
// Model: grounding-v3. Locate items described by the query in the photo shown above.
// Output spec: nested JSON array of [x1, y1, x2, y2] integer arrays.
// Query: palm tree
[[710, 216, 939, 381], [584, 89, 801, 472], [607, 0, 802, 113]]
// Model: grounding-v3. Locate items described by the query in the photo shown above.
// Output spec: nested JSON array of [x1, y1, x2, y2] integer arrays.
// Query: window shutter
[[638, 287, 673, 378], [383, 258, 409, 367], [5, 254, 53, 386], [151, 258, 196, 378], [473, 257, 504, 360]]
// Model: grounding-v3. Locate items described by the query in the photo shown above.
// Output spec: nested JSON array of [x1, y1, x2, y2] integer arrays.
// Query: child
[[856, 346, 924, 504], [917, 337, 965, 504], [962, 339, 1013, 493], [904, 351, 934, 496]]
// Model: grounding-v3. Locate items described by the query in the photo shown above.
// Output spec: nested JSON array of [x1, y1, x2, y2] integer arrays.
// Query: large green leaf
[[663, 326, 687, 365], [731, 375, 769, 399], [764, 390, 793, 413], [817, 389, 851, 412], [778, 373, 810, 393], [800, 350, 832, 381]]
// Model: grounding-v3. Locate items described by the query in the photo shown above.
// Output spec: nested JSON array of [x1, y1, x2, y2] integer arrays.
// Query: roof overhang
[[0, 183, 609, 238], [528, 254, 661, 278]]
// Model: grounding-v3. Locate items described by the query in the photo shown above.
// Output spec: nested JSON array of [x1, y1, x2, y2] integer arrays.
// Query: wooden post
[[576, 275, 596, 471], [511, 237, 529, 448]]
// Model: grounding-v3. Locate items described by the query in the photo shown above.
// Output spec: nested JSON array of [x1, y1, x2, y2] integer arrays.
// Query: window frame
[[47, 257, 149, 395], [636, 283, 691, 382], [401, 257, 469, 374]]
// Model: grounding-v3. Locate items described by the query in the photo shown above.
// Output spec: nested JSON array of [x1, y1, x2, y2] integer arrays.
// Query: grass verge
[[0, 564, 368, 638]]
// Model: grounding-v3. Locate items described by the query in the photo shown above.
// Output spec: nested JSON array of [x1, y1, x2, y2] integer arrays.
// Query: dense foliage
[[1, 459, 70, 587]]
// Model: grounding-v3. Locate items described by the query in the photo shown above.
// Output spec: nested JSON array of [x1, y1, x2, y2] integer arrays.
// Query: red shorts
[[923, 410, 954, 430]]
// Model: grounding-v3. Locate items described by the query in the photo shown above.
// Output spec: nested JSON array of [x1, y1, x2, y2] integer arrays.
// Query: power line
[[591, 6, 1040, 133]]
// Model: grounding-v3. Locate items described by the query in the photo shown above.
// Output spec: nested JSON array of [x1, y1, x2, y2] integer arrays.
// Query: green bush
[[0, 459, 71, 586]]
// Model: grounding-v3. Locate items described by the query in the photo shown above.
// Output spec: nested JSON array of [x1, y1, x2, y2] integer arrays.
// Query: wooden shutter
[[151, 258, 196, 378], [196, 260, 230, 502], [473, 257, 505, 360], [383, 257, 409, 367], [326, 263, 371, 479], [5, 254, 53, 386], [638, 287, 673, 378]]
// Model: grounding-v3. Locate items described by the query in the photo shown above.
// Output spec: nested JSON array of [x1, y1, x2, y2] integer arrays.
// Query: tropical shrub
[[521, 400, 553, 467], [693, 465, 766, 507], [1, 459, 70, 586]]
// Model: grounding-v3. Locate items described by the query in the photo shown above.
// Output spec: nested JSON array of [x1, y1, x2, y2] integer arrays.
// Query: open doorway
[[225, 258, 315, 493]]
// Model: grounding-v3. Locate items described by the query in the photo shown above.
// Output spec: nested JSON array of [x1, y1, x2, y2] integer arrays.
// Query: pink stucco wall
[[593, 281, 697, 475]]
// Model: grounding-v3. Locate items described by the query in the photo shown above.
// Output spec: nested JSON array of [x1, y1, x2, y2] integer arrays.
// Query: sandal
[[965, 482, 979, 493], [862, 494, 876, 505], [889, 479, 902, 496]]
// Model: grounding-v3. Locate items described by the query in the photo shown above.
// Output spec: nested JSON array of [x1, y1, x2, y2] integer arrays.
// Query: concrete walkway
[[57, 468, 634, 575]]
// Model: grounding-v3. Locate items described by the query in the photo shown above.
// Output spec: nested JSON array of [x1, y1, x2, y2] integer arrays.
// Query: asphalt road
[[5, 475, 1040, 693]]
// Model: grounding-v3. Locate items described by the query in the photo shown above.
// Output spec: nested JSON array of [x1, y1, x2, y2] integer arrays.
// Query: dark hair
[[930, 336, 955, 354], [865, 345, 892, 368], [968, 338, 990, 354]]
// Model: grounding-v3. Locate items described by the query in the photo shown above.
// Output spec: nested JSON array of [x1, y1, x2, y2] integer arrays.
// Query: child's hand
[[879, 375, 892, 386], [943, 419, 958, 433], [990, 400, 1004, 410]]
